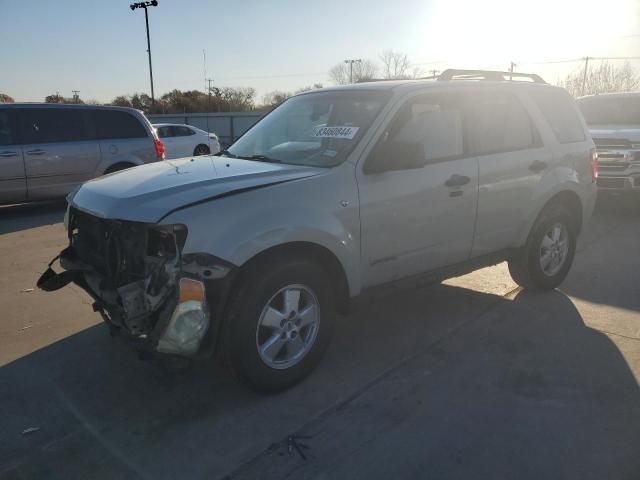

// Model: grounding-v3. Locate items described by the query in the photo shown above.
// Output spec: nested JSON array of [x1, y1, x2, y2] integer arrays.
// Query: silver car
[[577, 92, 640, 192], [0, 103, 164, 204], [39, 70, 597, 392]]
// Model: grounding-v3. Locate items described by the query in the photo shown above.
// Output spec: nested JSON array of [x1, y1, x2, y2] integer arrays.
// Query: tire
[[193, 144, 210, 156], [223, 259, 336, 393], [508, 204, 577, 291], [104, 163, 135, 175]]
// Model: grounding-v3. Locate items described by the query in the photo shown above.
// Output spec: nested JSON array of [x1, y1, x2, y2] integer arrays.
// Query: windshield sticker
[[323, 149, 338, 157], [313, 126, 359, 139]]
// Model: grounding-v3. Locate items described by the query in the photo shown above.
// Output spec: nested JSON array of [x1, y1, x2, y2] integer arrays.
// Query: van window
[[0, 111, 17, 146], [94, 110, 147, 140], [368, 93, 466, 171], [530, 89, 585, 143], [20, 108, 91, 144], [467, 93, 539, 155]]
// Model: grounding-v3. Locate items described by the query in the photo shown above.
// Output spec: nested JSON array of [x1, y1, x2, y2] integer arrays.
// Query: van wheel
[[223, 259, 335, 393], [193, 144, 210, 156], [508, 204, 577, 291]]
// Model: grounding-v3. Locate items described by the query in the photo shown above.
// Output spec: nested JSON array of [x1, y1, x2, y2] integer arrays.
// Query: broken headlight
[[157, 278, 209, 355]]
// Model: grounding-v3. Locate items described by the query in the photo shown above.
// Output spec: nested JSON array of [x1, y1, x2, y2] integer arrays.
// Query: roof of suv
[[300, 77, 564, 97]]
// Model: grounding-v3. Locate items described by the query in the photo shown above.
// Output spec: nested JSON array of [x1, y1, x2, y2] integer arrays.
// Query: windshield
[[225, 90, 390, 167], [577, 96, 640, 125]]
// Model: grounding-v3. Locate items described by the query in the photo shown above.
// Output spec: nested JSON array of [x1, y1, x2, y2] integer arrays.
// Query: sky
[[1, 0, 640, 103]]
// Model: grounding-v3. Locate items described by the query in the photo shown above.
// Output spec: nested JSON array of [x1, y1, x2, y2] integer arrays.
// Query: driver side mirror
[[364, 138, 426, 174]]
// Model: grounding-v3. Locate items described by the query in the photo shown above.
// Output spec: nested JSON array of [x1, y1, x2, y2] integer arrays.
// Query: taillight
[[590, 148, 598, 182], [154, 138, 165, 160]]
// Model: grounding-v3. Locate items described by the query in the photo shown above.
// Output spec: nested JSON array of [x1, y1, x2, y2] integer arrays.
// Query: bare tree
[[262, 90, 291, 107], [329, 60, 379, 84], [558, 61, 640, 97], [0, 93, 14, 103], [380, 50, 412, 79]]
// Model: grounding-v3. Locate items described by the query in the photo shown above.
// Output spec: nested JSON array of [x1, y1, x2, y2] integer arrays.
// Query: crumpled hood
[[70, 156, 323, 223]]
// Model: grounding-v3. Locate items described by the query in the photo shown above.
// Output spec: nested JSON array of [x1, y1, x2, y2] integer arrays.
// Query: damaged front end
[[38, 207, 234, 358]]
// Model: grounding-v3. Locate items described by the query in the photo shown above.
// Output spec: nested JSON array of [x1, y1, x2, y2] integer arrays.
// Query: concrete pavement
[[0, 196, 638, 479]]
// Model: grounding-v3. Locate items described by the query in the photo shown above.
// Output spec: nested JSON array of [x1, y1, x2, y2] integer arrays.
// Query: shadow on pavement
[[1, 282, 638, 479], [233, 288, 640, 480], [0, 201, 66, 235], [561, 192, 640, 314]]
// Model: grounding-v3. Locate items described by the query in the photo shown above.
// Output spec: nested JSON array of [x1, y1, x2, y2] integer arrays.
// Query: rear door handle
[[26, 149, 46, 156], [529, 160, 548, 173], [445, 174, 471, 187], [0, 151, 18, 158]]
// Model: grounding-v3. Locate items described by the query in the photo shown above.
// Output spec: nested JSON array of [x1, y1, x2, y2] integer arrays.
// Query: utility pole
[[509, 61, 516, 81], [344, 59, 362, 83], [206, 78, 214, 111], [581, 56, 590, 96], [130, 1, 159, 104], [72, 90, 80, 103], [430, 69, 439, 78]]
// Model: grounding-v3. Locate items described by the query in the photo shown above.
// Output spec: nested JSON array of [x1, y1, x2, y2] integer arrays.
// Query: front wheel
[[223, 260, 336, 392], [508, 204, 577, 291]]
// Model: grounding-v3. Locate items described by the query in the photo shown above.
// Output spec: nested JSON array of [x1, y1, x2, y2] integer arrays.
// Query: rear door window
[[94, 110, 148, 140], [20, 108, 91, 144], [467, 92, 539, 155], [0, 110, 18, 146], [529, 89, 585, 144], [156, 126, 173, 138], [173, 126, 194, 137]]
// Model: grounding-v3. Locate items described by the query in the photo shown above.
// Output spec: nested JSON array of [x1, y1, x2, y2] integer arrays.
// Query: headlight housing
[[157, 278, 209, 356]]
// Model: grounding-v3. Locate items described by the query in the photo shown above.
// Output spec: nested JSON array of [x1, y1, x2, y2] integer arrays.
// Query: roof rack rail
[[437, 69, 546, 84]]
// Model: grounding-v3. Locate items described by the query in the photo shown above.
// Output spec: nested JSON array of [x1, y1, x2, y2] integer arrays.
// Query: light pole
[[130, 1, 159, 104], [344, 59, 362, 83]]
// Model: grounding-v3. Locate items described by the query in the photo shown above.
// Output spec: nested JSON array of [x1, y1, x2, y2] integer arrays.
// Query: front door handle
[[445, 174, 471, 187], [0, 151, 17, 158], [529, 160, 548, 173], [26, 149, 46, 156]]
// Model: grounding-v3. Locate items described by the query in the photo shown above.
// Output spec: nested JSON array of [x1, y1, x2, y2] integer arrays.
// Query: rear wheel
[[104, 162, 135, 175], [508, 204, 577, 290], [193, 144, 210, 156], [223, 259, 335, 392]]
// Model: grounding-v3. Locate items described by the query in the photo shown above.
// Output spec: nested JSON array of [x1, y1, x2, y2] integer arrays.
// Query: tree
[[45, 93, 65, 103], [262, 90, 292, 107], [0, 93, 14, 103], [380, 50, 412, 79], [295, 83, 323, 94], [558, 61, 640, 97], [329, 60, 379, 84]]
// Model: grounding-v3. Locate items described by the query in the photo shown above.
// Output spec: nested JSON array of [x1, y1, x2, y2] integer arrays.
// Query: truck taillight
[[590, 148, 598, 182], [154, 138, 165, 160]]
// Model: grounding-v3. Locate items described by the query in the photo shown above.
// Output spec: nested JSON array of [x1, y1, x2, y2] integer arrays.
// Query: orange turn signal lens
[[179, 278, 205, 303]]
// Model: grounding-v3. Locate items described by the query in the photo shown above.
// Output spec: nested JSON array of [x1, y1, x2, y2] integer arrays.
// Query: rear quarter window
[[529, 89, 585, 144], [94, 110, 148, 140]]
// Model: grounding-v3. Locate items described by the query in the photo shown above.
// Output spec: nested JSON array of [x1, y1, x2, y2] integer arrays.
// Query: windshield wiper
[[215, 149, 238, 158], [238, 154, 281, 163]]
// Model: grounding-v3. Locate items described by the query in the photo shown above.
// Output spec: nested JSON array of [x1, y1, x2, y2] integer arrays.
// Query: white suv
[[39, 70, 597, 392]]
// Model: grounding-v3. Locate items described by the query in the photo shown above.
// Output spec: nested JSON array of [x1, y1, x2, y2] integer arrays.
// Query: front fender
[[161, 166, 362, 295]]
